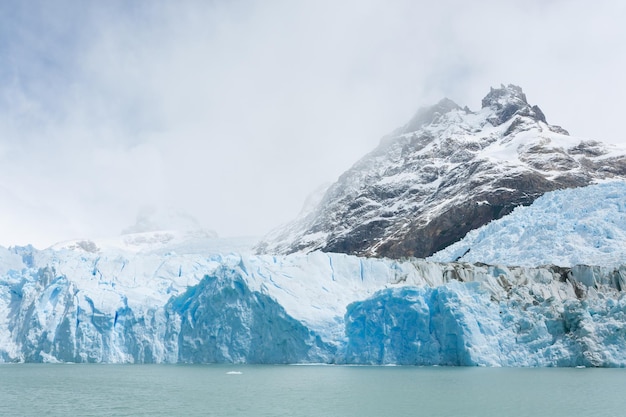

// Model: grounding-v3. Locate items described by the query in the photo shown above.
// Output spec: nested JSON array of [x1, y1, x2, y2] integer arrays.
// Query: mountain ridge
[[257, 84, 626, 258]]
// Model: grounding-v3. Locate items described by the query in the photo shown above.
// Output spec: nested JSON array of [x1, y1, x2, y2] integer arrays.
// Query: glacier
[[429, 181, 626, 267], [1, 229, 626, 366]]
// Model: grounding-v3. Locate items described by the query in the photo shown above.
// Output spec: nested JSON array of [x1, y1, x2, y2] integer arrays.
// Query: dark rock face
[[375, 174, 557, 258], [257, 84, 626, 259]]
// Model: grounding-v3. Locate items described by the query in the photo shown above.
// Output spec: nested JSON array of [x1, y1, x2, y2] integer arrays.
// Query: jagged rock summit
[[257, 84, 626, 259]]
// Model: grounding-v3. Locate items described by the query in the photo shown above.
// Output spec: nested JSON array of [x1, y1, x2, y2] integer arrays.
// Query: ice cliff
[[1, 233, 626, 366], [430, 181, 626, 267]]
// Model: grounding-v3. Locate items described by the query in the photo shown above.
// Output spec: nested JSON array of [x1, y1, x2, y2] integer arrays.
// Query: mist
[[1, 0, 625, 248]]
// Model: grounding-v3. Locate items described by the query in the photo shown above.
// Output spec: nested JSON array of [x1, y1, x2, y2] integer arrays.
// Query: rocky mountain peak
[[482, 84, 527, 107], [482, 84, 546, 126], [401, 97, 462, 133]]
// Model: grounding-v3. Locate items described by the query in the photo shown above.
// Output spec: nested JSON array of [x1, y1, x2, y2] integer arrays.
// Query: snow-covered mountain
[[430, 181, 626, 267], [2, 228, 626, 366], [257, 85, 626, 258]]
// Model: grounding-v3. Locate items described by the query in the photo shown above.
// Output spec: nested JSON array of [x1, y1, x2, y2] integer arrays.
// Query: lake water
[[0, 364, 624, 417]]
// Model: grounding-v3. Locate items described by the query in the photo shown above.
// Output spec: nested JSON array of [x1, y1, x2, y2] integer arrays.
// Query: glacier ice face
[[343, 283, 507, 366], [430, 181, 626, 267], [343, 278, 626, 367], [167, 268, 334, 364], [1, 235, 626, 366]]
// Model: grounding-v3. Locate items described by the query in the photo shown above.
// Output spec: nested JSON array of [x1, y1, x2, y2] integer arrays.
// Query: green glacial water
[[0, 364, 624, 417]]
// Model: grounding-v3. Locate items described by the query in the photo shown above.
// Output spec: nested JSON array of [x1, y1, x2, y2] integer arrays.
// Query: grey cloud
[[1, 0, 625, 247]]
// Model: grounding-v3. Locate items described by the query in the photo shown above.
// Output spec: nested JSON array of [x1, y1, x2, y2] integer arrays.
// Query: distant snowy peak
[[122, 206, 217, 237], [46, 206, 224, 255], [50, 232, 258, 256], [257, 84, 626, 259]]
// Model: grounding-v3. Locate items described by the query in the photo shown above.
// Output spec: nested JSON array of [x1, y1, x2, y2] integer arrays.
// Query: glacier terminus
[[2, 193, 626, 367]]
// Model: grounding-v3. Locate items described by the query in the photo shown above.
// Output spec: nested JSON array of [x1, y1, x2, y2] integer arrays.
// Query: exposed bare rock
[[257, 84, 626, 258]]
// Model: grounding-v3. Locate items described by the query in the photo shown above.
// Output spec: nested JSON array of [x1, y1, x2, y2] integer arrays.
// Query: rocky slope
[[257, 84, 626, 258]]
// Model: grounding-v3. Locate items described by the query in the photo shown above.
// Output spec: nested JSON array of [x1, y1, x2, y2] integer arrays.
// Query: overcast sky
[[1, 0, 625, 248]]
